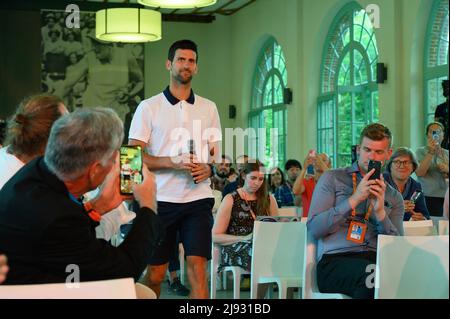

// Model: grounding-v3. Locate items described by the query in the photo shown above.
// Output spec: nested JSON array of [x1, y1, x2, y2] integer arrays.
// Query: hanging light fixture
[[96, 8, 162, 43], [137, 0, 217, 9]]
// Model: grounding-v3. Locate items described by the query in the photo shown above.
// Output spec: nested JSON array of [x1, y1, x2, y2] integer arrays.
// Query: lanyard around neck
[[352, 173, 373, 221]]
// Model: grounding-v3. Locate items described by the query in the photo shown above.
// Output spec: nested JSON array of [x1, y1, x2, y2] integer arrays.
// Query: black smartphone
[[368, 160, 381, 180], [119, 145, 143, 195], [307, 165, 315, 175]]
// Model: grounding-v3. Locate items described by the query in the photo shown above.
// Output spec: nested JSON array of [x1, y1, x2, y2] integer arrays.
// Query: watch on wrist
[[83, 201, 102, 222]]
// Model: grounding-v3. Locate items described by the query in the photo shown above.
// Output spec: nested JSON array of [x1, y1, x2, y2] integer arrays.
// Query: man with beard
[[210, 155, 233, 193], [128, 40, 222, 299]]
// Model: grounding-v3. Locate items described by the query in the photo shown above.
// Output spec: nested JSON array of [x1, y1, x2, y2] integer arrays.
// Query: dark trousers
[[317, 251, 376, 299], [168, 232, 181, 273], [425, 196, 444, 216]]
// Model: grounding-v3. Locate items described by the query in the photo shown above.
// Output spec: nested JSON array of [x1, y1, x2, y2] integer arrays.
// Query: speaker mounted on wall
[[283, 88, 293, 104], [377, 63, 388, 83], [229, 105, 236, 119]]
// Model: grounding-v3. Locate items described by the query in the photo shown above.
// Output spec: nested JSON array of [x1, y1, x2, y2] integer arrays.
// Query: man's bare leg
[[186, 255, 208, 299]]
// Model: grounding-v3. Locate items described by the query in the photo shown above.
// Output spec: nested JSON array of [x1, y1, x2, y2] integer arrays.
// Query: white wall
[[142, 0, 440, 163]]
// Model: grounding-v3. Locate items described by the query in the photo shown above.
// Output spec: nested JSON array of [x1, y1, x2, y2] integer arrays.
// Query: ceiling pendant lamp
[[137, 0, 217, 9], [96, 8, 162, 43]]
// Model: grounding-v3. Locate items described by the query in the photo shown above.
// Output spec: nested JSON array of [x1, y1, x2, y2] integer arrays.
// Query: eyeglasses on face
[[392, 160, 412, 168]]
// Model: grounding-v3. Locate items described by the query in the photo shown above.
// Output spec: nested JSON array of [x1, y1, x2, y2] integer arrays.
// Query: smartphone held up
[[368, 160, 381, 180], [120, 145, 143, 195]]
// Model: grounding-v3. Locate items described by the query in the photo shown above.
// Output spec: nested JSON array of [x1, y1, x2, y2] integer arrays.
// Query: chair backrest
[[0, 278, 137, 299], [251, 221, 306, 281], [276, 207, 300, 217], [375, 235, 449, 299], [403, 220, 436, 236], [302, 231, 320, 299], [439, 220, 449, 235], [302, 231, 351, 299]]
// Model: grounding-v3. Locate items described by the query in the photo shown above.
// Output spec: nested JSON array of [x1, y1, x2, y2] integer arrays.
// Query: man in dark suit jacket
[[0, 108, 161, 285]]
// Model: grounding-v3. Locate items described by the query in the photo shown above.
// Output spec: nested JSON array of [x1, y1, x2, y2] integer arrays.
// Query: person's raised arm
[[416, 140, 436, 177], [293, 154, 314, 196], [128, 139, 196, 172], [308, 170, 377, 239], [269, 194, 279, 216]]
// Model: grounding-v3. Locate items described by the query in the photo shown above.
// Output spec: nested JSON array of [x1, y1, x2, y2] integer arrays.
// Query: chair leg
[[210, 262, 216, 299], [278, 284, 287, 299], [222, 270, 227, 290], [232, 269, 241, 299]]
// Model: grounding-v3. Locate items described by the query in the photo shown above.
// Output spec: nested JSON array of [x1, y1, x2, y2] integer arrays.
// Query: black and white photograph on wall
[[40, 10, 145, 133]]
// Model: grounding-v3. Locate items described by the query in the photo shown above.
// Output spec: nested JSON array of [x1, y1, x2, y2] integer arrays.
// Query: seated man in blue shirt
[[383, 147, 430, 221], [307, 123, 404, 299]]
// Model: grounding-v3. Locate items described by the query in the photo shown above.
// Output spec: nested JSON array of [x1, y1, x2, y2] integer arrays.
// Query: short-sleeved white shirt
[[0, 146, 25, 190], [129, 87, 222, 203]]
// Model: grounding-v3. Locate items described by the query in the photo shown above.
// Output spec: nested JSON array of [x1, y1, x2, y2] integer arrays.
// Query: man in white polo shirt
[[129, 40, 221, 299]]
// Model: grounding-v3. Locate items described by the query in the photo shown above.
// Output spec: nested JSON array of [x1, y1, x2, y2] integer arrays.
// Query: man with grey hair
[[0, 107, 161, 285], [383, 147, 430, 221]]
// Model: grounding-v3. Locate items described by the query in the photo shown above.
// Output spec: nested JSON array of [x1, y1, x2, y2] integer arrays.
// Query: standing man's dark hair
[[168, 39, 198, 63]]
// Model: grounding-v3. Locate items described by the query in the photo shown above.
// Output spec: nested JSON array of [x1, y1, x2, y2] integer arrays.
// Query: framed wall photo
[[40, 10, 145, 133]]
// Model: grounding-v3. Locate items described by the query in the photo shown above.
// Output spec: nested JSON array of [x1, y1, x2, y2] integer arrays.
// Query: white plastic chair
[[302, 231, 352, 299], [375, 235, 449, 299], [430, 216, 444, 230], [276, 207, 300, 217], [439, 220, 449, 235], [403, 220, 436, 236], [210, 242, 250, 299], [250, 221, 306, 299], [0, 278, 137, 299]]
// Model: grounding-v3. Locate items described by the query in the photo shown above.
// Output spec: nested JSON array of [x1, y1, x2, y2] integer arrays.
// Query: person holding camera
[[383, 147, 430, 221], [434, 79, 449, 150], [0, 108, 161, 286], [416, 122, 449, 216], [307, 123, 403, 299], [292, 151, 331, 217]]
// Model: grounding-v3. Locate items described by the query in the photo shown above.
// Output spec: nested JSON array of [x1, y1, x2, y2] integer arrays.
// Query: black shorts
[[148, 198, 214, 265]]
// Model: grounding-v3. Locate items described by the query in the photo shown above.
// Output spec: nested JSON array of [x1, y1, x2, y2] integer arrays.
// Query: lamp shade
[[96, 8, 162, 43], [137, 0, 217, 9]]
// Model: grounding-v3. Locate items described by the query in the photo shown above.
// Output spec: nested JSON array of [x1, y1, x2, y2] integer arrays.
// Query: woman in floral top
[[212, 160, 278, 272]]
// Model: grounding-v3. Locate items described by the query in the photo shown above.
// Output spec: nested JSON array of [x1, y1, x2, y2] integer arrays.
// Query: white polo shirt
[[129, 87, 222, 203]]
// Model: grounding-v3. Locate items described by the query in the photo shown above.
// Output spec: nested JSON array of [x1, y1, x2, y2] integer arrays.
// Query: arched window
[[318, 3, 379, 167], [424, 0, 449, 125], [249, 38, 288, 168]]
